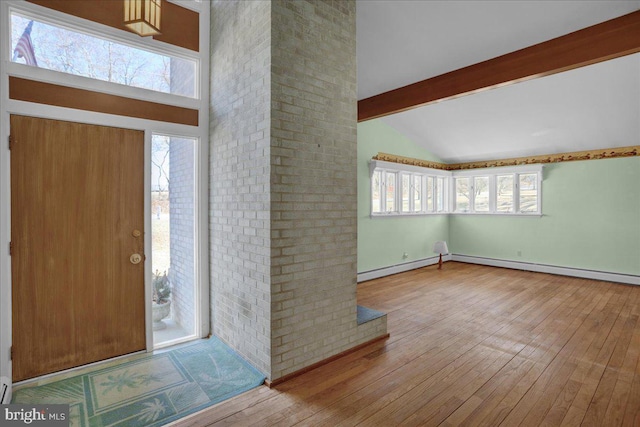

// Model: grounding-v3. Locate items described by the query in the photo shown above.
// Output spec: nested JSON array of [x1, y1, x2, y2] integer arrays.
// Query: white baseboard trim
[[357, 254, 452, 282], [451, 255, 640, 286], [357, 254, 640, 286]]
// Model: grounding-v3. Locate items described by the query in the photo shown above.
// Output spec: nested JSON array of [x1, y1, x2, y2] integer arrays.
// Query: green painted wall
[[358, 120, 640, 277], [450, 157, 640, 276], [357, 120, 449, 273]]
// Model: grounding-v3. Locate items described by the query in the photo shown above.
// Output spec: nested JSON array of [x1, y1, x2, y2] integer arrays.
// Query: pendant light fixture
[[124, 0, 161, 37]]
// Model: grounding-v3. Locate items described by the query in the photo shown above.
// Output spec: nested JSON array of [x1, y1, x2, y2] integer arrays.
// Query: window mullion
[[391, 172, 402, 213], [421, 175, 427, 213], [489, 175, 496, 213], [395, 172, 400, 213], [467, 180, 476, 213], [380, 171, 386, 213], [514, 173, 520, 213], [537, 172, 542, 214], [409, 174, 415, 213], [447, 176, 453, 212]]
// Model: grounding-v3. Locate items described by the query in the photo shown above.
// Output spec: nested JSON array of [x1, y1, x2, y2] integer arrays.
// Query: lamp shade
[[124, 0, 161, 37], [433, 241, 449, 255]]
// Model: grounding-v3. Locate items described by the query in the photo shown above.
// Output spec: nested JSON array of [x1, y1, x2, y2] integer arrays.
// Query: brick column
[[210, 0, 273, 375], [210, 0, 386, 382]]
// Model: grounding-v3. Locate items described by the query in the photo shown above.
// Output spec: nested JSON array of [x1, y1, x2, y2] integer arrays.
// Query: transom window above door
[[10, 12, 198, 98]]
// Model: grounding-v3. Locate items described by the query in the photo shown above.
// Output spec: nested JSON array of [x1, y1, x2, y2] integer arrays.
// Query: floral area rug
[[12, 337, 266, 426]]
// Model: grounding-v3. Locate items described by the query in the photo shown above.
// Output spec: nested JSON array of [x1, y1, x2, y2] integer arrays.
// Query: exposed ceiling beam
[[358, 10, 640, 122]]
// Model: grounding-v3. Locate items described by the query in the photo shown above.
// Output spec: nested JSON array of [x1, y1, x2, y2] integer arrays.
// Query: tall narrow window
[[455, 177, 470, 212], [372, 170, 382, 213], [496, 175, 514, 212], [426, 176, 434, 212], [436, 177, 445, 212], [385, 172, 396, 212], [10, 13, 197, 97], [152, 134, 197, 346], [413, 175, 422, 212], [474, 176, 489, 212], [519, 174, 538, 213], [401, 174, 411, 212]]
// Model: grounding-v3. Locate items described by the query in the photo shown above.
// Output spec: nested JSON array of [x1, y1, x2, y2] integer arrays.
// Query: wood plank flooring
[[170, 262, 640, 426]]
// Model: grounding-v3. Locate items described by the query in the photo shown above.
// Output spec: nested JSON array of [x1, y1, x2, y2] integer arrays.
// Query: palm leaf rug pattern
[[12, 337, 266, 427]]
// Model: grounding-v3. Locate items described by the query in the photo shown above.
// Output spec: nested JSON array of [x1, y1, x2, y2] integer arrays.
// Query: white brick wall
[[169, 137, 195, 335], [210, 0, 387, 381], [209, 0, 272, 375], [168, 59, 198, 335]]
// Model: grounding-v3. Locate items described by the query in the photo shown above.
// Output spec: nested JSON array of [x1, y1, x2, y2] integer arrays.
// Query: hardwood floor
[[171, 262, 640, 426]]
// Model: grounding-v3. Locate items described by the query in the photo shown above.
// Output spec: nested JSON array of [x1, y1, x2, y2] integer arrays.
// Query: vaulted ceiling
[[356, 0, 640, 163]]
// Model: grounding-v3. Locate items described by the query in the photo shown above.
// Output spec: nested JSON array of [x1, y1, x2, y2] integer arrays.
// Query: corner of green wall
[[357, 120, 639, 277], [357, 120, 448, 273]]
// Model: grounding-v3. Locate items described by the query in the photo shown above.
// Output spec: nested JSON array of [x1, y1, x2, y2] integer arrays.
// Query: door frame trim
[[0, 0, 210, 383], [1, 103, 211, 382]]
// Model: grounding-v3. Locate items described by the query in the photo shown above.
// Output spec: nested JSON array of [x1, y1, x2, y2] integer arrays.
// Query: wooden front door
[[10, 115, 146, 382]]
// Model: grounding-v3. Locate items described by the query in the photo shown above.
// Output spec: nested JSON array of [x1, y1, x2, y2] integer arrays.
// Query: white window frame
[[369, 160, 450, 217], [399, 172, 425, 214], [453, 176, 471, 213], [400, 172, 411, 213], [411, 174, 423, 213], [436, 176, 448, 213], [451, 164, 543, 216], [473, 175, 490, 213], [370, 161, 543, 217], [7, 2, 201, 106], [371, 169, 383, 214]]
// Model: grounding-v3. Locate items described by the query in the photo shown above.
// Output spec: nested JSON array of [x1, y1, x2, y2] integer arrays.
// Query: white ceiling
[[357, 1, 640, 163]]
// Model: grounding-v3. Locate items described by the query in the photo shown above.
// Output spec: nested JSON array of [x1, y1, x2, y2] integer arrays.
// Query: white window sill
[[452, 212, 543, 217], [370, 212, 543, 218], [370, 212, 449, 218]]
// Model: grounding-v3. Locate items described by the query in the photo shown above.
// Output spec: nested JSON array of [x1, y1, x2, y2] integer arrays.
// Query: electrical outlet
[[402, 252, 408, 259], [517, 250, 522, 257]]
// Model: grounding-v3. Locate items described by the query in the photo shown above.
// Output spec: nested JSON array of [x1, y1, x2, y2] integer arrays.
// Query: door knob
[[130, 254, 142, 264]]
